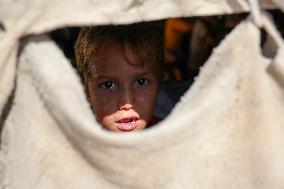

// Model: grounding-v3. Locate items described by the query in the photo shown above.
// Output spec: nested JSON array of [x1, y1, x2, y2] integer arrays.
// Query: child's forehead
[[91, 39, 156, 64], [83, 34, 161, 80], [90, 52, 156, 72], [86, 42, 158, 78]]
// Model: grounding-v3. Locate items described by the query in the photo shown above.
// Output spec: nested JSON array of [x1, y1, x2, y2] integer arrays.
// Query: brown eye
[[101, 81, 116, 90], [136, 78, 149, 86]]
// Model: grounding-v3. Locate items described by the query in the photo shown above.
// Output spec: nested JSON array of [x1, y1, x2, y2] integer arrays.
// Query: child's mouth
[[115, 117, 139, 131]]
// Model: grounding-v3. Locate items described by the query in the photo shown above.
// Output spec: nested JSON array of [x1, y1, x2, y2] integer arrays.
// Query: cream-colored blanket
[[1, 0, 284, 188]]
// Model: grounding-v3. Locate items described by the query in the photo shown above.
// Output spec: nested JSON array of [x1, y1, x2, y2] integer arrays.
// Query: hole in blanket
[[47, 11, 284, 132], [47, 15, 246, 132]]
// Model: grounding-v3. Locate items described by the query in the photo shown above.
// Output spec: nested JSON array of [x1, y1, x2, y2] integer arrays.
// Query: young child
[[75, 23, 164, 132]]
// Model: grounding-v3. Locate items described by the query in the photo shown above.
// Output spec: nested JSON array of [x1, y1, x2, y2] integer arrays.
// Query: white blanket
[[1, 0, 284, 188]]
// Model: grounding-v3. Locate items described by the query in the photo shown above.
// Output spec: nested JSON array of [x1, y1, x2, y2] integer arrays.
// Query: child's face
[[86, 39, 160, 132]]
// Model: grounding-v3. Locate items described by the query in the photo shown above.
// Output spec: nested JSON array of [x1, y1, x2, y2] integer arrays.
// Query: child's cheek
[[136, 85, 159, 120], [89, 90, 117, 120], [100, 114, 117, 131]]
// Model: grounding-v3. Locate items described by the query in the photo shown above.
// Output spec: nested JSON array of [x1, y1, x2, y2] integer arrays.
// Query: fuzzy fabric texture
[[0, 0, 284, 189]]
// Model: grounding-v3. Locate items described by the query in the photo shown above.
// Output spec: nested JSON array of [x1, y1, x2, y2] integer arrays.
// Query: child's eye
[[136, 78, 149, 86], [100, 81, 116, 90]]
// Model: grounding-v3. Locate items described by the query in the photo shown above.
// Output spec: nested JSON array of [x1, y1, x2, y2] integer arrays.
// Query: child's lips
[[115, 116, 139, 131]]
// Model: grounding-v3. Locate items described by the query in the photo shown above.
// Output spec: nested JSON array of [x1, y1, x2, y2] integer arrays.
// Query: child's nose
[[119, 103, 133, 110], [118, 89, 134, 110]]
